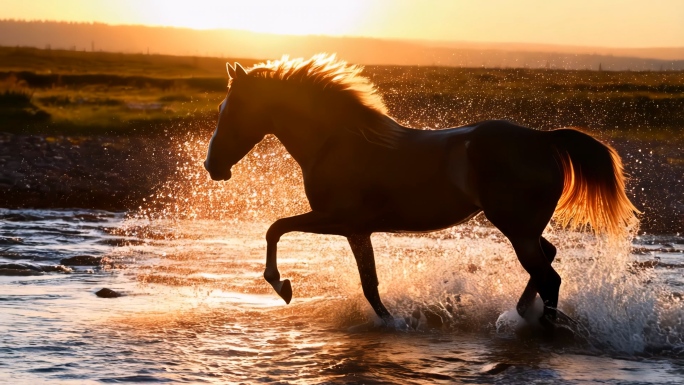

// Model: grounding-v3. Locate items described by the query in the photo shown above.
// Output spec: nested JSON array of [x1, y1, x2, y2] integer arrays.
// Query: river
[[1, 207, 683, 384]]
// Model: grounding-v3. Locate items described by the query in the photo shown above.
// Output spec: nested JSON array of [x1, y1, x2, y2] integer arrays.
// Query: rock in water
[[95, 288, 122, 298], [60, 255, 102, 266], [0, 262, 44, 276], [0, 262, 72, 275]]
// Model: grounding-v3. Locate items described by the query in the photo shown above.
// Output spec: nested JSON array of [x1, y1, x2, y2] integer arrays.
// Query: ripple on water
[[1, 209, 683, 384]]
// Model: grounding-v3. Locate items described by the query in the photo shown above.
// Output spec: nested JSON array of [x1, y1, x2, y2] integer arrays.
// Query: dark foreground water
[[1, 208, 683, 384]]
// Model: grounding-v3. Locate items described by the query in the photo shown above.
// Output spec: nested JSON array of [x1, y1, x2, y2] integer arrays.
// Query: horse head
[[204, 62, 273, 181]]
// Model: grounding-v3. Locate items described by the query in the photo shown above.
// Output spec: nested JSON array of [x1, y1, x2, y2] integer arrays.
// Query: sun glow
[[116, 0, 368, 36], [2, 0, 683, 47], [13, 0, 368, 35]]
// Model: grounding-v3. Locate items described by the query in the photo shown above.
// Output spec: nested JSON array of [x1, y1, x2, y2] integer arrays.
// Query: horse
[[203, 54, 638, 333]]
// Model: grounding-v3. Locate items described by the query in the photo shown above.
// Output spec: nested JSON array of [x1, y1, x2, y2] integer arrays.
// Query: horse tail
[[548, 128, 639, 238]]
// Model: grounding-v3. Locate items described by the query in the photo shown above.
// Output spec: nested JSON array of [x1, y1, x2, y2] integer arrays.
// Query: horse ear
[[235, 62, 247, 77], [226, 62, 236, 79]]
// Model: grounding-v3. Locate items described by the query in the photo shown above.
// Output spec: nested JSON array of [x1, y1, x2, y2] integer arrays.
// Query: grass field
[[1, 45, 683, 137]]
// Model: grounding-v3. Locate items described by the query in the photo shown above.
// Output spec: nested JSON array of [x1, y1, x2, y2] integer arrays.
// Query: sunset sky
[[2, 0, 683, 48]]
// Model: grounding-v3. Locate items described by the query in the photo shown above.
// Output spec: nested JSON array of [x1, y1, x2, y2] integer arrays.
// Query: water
[[1, 208, 684, 384], [2, 133, 683, 383]]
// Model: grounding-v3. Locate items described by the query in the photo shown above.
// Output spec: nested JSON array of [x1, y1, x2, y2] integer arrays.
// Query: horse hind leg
[[508, 236, 561, 326], [348, 234, 392, 323], [482, 201, 561, 326], [472, 134, 565, 330], [516, 237, 557, 317], [509, 236, 576, 341]]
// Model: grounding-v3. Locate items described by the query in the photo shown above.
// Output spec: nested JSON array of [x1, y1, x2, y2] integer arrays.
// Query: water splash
[[136, 127, 309, 222], [119, 125, 683, 356]]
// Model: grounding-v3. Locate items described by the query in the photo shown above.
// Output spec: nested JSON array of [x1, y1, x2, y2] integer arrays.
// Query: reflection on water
[[1, 208, 683, 384]]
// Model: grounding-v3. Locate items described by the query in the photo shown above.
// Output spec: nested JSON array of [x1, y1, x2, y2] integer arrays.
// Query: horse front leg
[[264, 242, 292, 304], [348, 234, 392, 322], [264, 211, 349, 304]]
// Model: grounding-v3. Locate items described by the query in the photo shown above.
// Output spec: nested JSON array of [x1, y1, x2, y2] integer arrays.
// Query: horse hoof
[[278, 279, 292, 304]]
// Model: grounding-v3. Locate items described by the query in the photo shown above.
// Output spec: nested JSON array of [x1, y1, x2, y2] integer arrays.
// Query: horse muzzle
[[204, 159, 232, 181]]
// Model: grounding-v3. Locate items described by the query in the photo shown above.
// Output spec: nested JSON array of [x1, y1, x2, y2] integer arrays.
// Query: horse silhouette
[[204, 54, 638, 333]]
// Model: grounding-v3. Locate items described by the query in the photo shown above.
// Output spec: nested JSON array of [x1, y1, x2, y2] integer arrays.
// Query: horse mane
[[246, 53, 404, 147]]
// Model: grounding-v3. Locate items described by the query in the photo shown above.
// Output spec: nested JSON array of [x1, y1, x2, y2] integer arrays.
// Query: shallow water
[[1, 208, 683, 384]]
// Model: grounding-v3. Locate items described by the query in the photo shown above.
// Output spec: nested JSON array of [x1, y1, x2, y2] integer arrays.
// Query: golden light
[[128, 0, 369, 36], [2, 0, 682, 47]]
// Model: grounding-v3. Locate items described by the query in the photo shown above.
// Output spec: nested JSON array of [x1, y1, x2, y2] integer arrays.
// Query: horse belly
[[383, 186, 481, 232]]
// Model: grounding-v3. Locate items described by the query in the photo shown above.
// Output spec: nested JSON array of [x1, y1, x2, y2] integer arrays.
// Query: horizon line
[[3, 18, 684, 51]]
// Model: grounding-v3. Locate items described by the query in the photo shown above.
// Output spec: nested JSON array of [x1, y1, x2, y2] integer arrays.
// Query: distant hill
[[1, 20, 682, 71]]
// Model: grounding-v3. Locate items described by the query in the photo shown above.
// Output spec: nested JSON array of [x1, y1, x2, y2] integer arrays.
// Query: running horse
[[204, 54, 638, 332]]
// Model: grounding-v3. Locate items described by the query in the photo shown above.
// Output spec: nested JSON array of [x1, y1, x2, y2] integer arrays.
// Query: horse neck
[[268, 99, 335, 172]]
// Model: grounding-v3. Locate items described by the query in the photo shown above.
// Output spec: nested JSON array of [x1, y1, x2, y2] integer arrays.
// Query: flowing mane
[[246, 54, 404, 147]]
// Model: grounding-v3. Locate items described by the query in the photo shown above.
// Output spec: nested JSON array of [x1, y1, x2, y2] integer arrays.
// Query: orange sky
[[2, 0, 683, 48]]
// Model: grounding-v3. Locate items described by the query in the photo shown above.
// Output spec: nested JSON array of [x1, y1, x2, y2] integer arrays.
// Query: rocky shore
[[0, 132, 176, 211], [1, 131, 682, 234]]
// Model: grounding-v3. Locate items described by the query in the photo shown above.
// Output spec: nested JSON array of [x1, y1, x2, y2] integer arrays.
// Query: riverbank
[[0, 132, 174, 211]]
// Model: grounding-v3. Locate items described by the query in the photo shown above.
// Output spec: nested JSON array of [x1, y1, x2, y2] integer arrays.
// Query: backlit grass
[[0, 46, 682, 136]]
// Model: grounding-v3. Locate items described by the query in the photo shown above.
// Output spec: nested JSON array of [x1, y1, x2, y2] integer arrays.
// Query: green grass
[[368, 65, 684, 131], [0, 46, 682, 136], [0, 75, 50, 124], [0, 45, 261, 77], [29, 86, 219, 127]]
